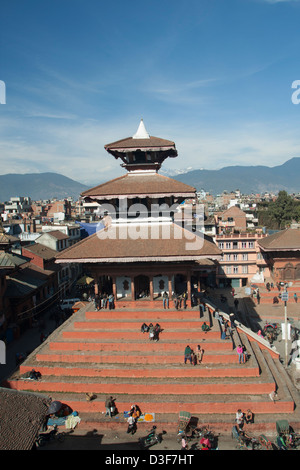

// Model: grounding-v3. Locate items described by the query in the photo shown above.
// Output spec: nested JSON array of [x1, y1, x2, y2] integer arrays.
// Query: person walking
[[127, 414, 137, 434], [105, 396, 116, 418], [294, 293, 298, 303]]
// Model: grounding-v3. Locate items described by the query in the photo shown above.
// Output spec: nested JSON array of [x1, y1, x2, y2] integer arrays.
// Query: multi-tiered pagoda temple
[[56, 121, 221, 305]]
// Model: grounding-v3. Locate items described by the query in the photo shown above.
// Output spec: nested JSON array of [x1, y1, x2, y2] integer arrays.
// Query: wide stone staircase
[[2, 301, 299, 433]]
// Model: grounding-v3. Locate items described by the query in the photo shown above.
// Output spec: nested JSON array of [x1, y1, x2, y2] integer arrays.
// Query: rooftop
[[81, 172, 196, 200], [258, 227, 300, 251], [0, 387, 49, 450], [55, 223, 222, 263]]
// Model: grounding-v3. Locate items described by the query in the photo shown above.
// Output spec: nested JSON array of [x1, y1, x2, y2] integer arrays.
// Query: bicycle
[[36, 424, 66, 447], [176, 426, 209, 443]]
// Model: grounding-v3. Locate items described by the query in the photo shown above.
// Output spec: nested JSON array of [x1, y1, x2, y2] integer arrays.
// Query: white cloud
[[262, 0, 300, 3]]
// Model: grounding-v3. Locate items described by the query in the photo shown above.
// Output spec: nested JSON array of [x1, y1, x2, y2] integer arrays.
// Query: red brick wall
[[21, 248, 44, 269]]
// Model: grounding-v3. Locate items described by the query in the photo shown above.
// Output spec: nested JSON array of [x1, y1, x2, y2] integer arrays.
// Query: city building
[[216, 232, 270, 288], [258, 227, 300, 283]]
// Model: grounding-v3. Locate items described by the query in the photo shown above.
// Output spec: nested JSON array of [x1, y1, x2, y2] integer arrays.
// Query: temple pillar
[[187, 271, 192, 307], [149, 277, 154, 301], [131, 278, 135, 301], [94, 278, 99, 295], [112, 276, 117, 298], [168, 276, 173, 299]]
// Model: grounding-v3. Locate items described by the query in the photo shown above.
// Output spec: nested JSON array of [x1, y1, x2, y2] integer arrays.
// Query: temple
[[56, 120, 222, 305]]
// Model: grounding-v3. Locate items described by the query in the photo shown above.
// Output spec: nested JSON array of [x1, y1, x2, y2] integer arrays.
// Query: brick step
[[37, 352, 237, 365], [2, 383, 294, 416], [113, 301, 185, 309], [75, 321, 207, 329], [4, 377, 275, 395], [48, 398, 295, 416], [256, 296, 298, 303], [20, 383, 294, 416], [19, 364, 259, 378], [77, 413, 299, 434], [49, 341, 233, 352], [86, 310, 202, 320], [61, 331, 220, 340]]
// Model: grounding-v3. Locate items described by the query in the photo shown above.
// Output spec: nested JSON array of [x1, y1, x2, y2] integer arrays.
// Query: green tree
[[267, 191, 300, 229]]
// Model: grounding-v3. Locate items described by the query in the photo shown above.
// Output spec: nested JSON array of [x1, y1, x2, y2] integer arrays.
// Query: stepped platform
[[2, 300, 300, 434]]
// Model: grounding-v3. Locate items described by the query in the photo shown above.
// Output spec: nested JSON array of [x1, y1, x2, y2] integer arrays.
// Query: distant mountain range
[[0, 172, 88, 202], [0, 158, 299, 201], [171, 157, 300, 195]]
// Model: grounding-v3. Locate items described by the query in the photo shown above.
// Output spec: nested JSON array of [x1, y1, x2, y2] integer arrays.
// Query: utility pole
[[281, 290, 289, 367]]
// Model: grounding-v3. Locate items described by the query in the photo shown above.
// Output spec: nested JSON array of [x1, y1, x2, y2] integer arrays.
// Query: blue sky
[[1, 0, 300, 185]]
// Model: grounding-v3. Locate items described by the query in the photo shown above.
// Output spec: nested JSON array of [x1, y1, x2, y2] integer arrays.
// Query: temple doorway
[[134, 274, 150, 299], [174, 274, 187, 295]]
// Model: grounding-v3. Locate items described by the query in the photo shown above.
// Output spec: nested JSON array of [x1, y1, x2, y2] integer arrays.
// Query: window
[[226, 254, 231, 261], [241, 242, 247, 249], [242, 265, 248, 274], [248, 242, 254, 248], [242, 253, 248, 261], [226, 266, 232, 274], [218, 242, 224, 249], [233, 254, 238, 261], [233, 266, 239, 274], [226, 242, 231, 249]]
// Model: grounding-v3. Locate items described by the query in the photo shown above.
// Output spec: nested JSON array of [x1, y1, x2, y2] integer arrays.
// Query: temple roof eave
[[55, 254, 222, 264], [84, 192, 195, 201]]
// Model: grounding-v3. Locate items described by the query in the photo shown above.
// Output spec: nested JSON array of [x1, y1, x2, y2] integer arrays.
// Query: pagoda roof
[[81, 172, 196, 200], [105, 120, 175, 151], [0, 221, 19, 246], [258, 228, 300, 252], [105, 135, 176, 152], [55, 222, 222, 264]]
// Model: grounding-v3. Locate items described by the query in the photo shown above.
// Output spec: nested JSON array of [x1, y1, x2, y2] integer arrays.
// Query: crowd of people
[[141, 322, 162, 341], [104, 397, 142, 435], [126, 404, 142, 434], [235, 408, 254, 429], [94, 293, 115, 310], [184, 344, 204, 365]]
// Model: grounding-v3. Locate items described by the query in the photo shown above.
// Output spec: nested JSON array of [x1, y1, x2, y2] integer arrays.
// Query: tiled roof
[[221, 206, 246, 217], [55, 223, 222, 263], [6, 266, 50, 297], [0, 388, 50, 450], [258, 228, 300, 251], [39, 230, 69, 240], [82, 172, 196, 199], [105, 135, 176, 150], [0, 253, 30, 268], [23, 243, 57, 260]]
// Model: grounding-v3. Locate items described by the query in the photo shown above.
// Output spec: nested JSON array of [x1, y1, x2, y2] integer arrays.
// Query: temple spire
[[132, 119, 150, 139]]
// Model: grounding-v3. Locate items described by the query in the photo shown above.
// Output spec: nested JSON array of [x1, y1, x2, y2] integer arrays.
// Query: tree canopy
[[257, 191, 300, 229]]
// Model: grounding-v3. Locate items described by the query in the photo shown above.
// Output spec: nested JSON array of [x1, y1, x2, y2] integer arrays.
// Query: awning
[[76, 275, 94, 285]]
